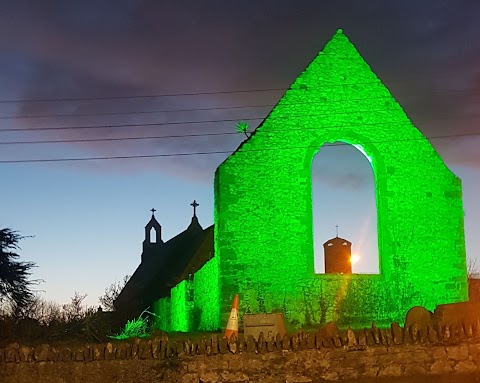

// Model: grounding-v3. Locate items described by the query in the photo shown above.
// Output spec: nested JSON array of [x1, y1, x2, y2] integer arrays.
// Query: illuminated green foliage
[[236, 121, 251, 138], [214, 29, 468, 328], [110, 310, 151, 340]]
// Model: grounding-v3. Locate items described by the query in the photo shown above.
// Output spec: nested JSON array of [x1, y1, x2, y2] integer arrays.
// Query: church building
[[114, 202, 213, 323]]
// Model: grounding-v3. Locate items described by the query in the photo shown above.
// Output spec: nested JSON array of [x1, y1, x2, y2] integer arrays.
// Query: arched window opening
[[312, 142, 379, 274], [149, 227, 157, 243]]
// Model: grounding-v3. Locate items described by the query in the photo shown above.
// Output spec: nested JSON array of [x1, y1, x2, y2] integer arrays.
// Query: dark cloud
[[0, 0, 479, 186]]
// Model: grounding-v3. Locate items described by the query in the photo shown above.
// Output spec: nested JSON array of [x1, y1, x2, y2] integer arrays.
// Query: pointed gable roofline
[[219, 28, 440, 165], [144, 211, 162, 244]]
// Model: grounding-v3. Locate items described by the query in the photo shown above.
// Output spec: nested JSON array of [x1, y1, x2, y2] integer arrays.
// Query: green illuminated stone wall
[[151, 297, 171, 332], [193, 256, 221, 331], [170, 280, 194, 332], [150, 257, 220, 333], [214, 29, 468, 328]]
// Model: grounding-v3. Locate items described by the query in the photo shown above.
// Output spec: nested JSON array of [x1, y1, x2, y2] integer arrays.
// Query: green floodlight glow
[[152, 255, 220, 332], [152, 297, 170, 332], [152, 29, 468, 331], [352, 144, 372, 164], [192, 256, 220, 331], [170, 280, 194, 332]]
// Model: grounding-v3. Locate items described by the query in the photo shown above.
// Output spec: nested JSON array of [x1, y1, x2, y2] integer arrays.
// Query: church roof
[[323, 236, 352, 247], [145, 214, 161, 228], [114, 216, 213, 318], [173, 225, 214, 285]]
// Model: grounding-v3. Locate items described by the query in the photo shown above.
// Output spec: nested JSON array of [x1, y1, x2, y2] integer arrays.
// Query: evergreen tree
[[0, 228, 37, 314]]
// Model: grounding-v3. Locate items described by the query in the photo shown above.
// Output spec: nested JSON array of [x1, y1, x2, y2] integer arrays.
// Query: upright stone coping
[[2, 318, 480, 359], [6, 305, 480, 383], [3, 330, 480, 382]]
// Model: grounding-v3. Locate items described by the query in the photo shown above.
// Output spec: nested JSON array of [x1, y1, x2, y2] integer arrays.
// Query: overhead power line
[[0, 88, 285, 104], [0, 114, 479, 146], [0, 116, 265, 133], [0, 94, 399, 124], [0, 71, 477, 105], [1, 91, 479, 134], [0, 106, 478, 138], [0, 131, 238, 145], [0, 86, 477, 125], [0, 132, 478, 164], [0, 103, 276, 120], [0, 84, 476, 121]]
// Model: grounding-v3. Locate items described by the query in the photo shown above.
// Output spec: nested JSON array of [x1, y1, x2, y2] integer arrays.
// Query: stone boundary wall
[[3, 320, 480, 382]]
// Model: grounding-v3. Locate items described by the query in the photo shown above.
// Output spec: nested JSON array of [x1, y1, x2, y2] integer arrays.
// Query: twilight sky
[[0, 0, 479, 307]]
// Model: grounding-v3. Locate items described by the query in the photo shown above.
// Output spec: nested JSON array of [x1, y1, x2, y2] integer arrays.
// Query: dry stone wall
[[3, 320, 480, 382]]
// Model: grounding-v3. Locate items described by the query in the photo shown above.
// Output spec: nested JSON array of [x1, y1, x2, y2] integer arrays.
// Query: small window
[[149, 227, 157, 243]]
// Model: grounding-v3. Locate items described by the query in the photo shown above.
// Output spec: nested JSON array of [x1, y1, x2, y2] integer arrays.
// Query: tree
[[98, 275, 130, 311], [22, 295, 62, 324], [235, 121, 251, 138], [62, 291, 89, 322], [467, 257, 480, 302], [0, 228, 38, 315]]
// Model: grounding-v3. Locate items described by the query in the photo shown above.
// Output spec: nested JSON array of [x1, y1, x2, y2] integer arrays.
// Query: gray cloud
[[0, 0, 479, 187], [312, 144, 374, 191]]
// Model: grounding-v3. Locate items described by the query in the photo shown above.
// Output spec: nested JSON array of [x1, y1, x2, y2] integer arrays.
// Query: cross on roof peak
[[190, 200, 199, 217], [150, 207, 156, 216], [335, 224, 339, 238]]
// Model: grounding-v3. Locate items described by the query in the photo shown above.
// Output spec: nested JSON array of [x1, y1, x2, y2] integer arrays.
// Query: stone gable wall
[[213, 30, 468, 329]]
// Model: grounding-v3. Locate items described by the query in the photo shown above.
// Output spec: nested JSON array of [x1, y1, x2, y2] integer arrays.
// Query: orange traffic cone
[[224, 294, 239, 340]]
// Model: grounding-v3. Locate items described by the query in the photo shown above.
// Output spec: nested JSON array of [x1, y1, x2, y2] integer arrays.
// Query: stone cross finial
[[190, 200, 199, 217], [150, 208, 156, 216]]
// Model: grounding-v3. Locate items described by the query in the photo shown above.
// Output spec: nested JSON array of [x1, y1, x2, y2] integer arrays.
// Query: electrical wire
[[0, 95, 404, 124], [0, 103, 276, 120], [0, 131, 477, 164], [0, 70, 477, 105], [1, 94, 479, 133], [0, 115, 479, 146]]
